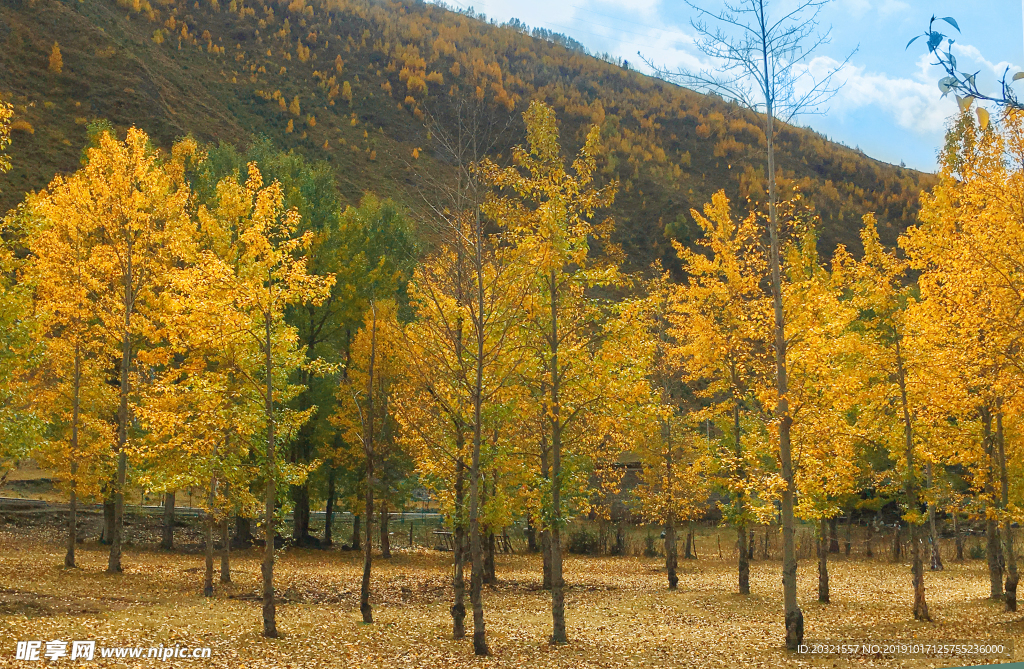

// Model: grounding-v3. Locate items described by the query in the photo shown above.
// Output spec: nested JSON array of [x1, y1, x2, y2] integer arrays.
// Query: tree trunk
[[204, 506, 215, 597], [220, 516, 231, 583], [526, 515, 537, 553], [615, 520, 625, 556], [765, 110, 802, 651], [66, 485, 77, 568], [891, 524, 903, 562], [844, 515, 853, 557], [895, 342, 930, 621], [262, 316, 278, 638], [291, 482, 310, 546], [101, 498, 115, 544], [380, 501, 391, 559], [866, 517, 874, 558], [484, 530, 496, 585], [748, 528, 756, 560], [541, 441, 553, 588], [66, 348, 81, 569], [997, 409, 1018, 612], [324, 469, 336, 547], [983, 408, 1004, 599], [548, 272, 567, 646], [828, 517, 840, 554], [452, 458, 466, 639], [953, 513, 964, 561], [361, 478, 374, 623], [234, 515, 253, 548], [926, 462, 943, 571], [665, 514, 678, 590], [161, 492, 175, 550], [685, 523, 695, 560], [818, 518, 830, 603], [737, 524, 750, 595], [108, 315, 132, 575], [351, 514, 361, 551]]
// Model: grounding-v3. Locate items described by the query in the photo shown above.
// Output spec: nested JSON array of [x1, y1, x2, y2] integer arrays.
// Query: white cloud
[[803, 54, 956, 135]]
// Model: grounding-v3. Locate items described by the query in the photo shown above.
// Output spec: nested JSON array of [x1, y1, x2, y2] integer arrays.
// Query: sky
[[429, 0, 1024, 173]]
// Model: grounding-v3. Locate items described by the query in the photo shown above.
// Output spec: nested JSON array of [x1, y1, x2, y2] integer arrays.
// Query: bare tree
[[643, 0, 852, 650]]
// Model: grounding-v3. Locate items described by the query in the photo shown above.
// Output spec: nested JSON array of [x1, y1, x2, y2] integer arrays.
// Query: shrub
[[11, 120, 35, 135], [568, 527, 600, 555], [969, 543, 986, 560]]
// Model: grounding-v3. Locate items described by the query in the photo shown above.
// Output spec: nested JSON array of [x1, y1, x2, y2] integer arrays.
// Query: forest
[[1, 1, 1022, 668]]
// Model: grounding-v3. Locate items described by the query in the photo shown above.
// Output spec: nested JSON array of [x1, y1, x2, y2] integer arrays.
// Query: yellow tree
[[783, 228, 861, 604], [334, 299, 406, 625], [25, 187, 116, 569], [904, 108, 1024, 610], [479, 101, 634, 644], [188, 163, 332, 636], [629, 268, 708, 590], [0, 97, 11, 180], [839, 215, 932, 621], [669, 192, 771, 595], [35, 127, 193, 574]]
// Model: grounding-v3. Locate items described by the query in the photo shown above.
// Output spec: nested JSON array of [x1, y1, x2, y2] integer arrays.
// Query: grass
[[1, 516, 1022, 668]]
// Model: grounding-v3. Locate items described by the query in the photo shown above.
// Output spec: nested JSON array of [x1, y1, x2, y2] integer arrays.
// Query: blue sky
[[432, 0, 1023, 173]]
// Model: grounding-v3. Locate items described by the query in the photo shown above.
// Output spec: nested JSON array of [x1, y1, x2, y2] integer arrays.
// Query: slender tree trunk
[[235, 515, 253, 548], [324, 468, 336, 547], [738, 524, 750, 595], [950, 515, 963, 562], [997, 409, 1018, 612], [685, 523, 694, 560], [291, 482, 310, 546], [845, 515, 853, 557], [360, 303, 378, 625], [665, 513, 678, 590], [380, 501, 391, 559], [866, 516, 874, 558], [548, 271, 567, 645], [541, 441, 552, 588], [467, 208, 490, 656], [101, 498, 115, 544], [765, 107, 802, 650], [926, 462, 943, 571], [161, 492, 175, 550], [484, 530, 497, 585], [262, 316, 278, 638], [108, 282, 133, 575], [66, 473, 77, 568], [818, 518, 830, 603], [733, 403, 749, 595], [204, 473, 217, 597], [452, 458, 466, 639], [983, 408, 1003, 599], [361, 476, 374, 623], [66, 346, 81, 569], [351, 514, 361, 551], [828, 517, 840, 554], [895, 342, 929, 621], [220, 516, 230, 583], [892, 523, 903, 562], [526, 515, 538, 553]]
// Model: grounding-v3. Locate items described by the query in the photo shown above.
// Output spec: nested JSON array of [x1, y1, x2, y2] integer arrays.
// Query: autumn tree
[[334, 299, 407, 625], [905, 108, 1024, 610], [44, 128, 193, 574], [653, 0, 851, 645], [188, 162, 332, 636], [480, 101, 639, 644], [840, 215, 932, 621], [49, 42, 63, 74], [24, 186, 116, 569], [670, 192, 770, 595]]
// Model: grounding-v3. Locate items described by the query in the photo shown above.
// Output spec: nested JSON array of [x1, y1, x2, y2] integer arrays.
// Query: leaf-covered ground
[[0, 525, 1020, 668]]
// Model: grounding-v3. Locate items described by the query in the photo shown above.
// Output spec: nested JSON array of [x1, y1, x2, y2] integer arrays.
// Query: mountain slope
[[0, 0, 936, 269]]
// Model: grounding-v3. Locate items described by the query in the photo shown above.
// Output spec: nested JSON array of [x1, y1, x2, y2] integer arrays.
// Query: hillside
[[0, 0, 936, 269]]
